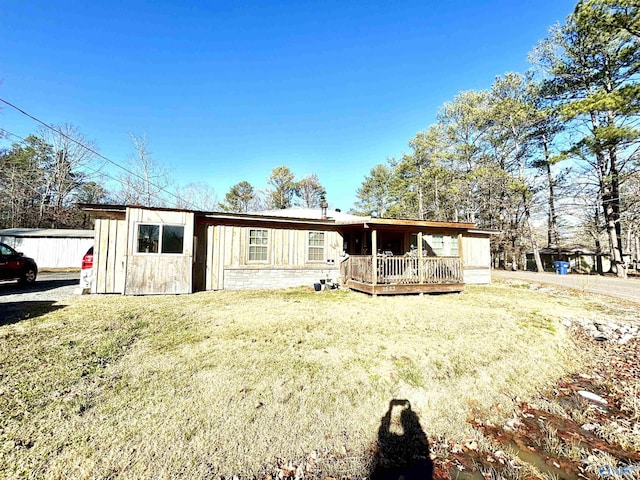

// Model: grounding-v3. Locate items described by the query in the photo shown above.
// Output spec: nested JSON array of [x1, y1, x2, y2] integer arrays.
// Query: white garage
[[0, 228, 94, 269]]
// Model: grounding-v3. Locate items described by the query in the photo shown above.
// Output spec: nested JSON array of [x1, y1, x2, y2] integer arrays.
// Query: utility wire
[[0, 97, 197, 210], [1, 126, 139, 189], [0, 127, 26, 142], [0, 126, 138, 202]]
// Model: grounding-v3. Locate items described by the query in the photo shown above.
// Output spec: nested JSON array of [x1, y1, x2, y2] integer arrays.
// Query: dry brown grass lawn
[[1, 282, 615, 479]]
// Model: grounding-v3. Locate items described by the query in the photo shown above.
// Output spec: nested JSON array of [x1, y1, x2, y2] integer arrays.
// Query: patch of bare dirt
[[429, 324, 640, 480]]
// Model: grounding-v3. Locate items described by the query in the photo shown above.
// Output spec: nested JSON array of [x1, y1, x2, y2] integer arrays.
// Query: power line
[[0, 126, 138, 203], [0, 128, 26, 142], [0, 97, 197, 209]]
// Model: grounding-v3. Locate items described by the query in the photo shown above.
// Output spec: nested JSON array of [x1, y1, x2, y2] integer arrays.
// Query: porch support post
[[418, 232, 424, 283], [458, 233, 463, 282], [371, 229, 378, 286]]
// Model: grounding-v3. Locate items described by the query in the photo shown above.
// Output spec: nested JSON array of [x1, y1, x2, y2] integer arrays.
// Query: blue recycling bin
[[554, 261, 569, 275]]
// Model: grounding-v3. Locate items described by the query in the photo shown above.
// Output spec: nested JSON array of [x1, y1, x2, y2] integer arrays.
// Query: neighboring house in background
[[80, 204, 494, 296], [525, 246, 611, 274], [0, 228, 94, 269]]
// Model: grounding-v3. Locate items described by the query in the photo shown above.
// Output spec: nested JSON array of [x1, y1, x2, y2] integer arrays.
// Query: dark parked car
[[0, 242, 38, 285]]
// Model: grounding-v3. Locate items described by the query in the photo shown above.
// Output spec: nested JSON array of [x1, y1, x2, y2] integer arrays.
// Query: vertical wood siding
[[461, 235, 491, 268], [93, 218, 127, 294], [123, 208, 194, 295], [461, 234, 491, 284], [205, 225, 343, 290]]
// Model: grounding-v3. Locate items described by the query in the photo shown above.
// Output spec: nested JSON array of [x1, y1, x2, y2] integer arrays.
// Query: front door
[[378, 233, 404, 255]]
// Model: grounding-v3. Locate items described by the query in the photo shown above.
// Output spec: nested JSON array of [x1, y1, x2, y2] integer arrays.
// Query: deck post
[[371, 229, 378, 288], [418, 232, 424, 283]]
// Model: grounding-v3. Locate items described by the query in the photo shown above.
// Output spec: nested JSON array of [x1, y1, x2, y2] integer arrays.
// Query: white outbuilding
[[0, 228, 94, 269]]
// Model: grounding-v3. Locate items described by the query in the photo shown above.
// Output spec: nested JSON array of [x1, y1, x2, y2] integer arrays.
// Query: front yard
[[0, 282, 637, 479]]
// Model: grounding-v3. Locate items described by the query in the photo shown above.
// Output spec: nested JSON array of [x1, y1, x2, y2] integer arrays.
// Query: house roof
[[254, 207, 368, 222], [0, 228, 95, 238], [78, 203, 484, 232], [532, 245, 599, 255]]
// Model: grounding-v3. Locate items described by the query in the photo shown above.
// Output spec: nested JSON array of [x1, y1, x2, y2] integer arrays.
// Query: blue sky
[[1, 0, 576, 210]]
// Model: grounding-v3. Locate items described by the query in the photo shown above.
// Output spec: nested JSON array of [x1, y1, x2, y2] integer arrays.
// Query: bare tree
[[36, 123, 98, 225], [39, 123, 98, 204], [174, 181, 218, 211], [117, 133, 171, 207]]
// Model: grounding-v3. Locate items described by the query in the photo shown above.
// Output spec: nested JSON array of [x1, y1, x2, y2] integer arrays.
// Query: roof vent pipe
[[320, 192, 328, 220]]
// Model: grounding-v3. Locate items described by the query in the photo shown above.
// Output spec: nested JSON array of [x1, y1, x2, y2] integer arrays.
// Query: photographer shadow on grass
[[369, 399, 434, 480]]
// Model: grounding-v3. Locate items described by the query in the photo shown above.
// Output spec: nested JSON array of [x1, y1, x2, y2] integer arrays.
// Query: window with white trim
[[431, 235, 444, 255], [449, 235, 459, 257], [308, 231, 325, 262], [136, 224, 185, 254], [248, 229, 269, 261]]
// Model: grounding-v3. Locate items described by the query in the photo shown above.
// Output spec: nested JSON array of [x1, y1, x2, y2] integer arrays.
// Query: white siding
[[0, 234, 94, 269], [461, 235, 491, 285], [461, 235, 491, 268]]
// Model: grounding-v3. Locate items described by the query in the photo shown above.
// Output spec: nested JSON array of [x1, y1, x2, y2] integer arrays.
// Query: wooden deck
[[344, 255, 464, 295]]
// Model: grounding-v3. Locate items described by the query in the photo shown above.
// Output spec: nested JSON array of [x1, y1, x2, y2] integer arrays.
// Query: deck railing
[[346, 255, 462, 285]]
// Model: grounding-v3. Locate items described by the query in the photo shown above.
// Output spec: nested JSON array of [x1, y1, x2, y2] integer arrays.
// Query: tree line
[[217, 167, 325, 213], [352, 0, 640, 277], [0, 124, 107, 229], [0, 123, 326, 229]]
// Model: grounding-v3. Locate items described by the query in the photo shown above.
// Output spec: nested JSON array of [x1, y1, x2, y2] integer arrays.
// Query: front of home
[[81, 204, 493, 295]]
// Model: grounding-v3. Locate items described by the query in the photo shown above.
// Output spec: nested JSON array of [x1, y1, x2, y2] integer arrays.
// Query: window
[[137, 224, 159, 253], [308, 231, 325, 262], [248, 229, 269, 261], [450, 235, 459, 257], [162, 225, 185, 254], [431, 235, 444, 256], [136, 224, 184, 254]]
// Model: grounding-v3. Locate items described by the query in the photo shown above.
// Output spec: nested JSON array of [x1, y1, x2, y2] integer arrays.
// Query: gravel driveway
[[0, 272, 80, 325], [493, 269, 640, 305]]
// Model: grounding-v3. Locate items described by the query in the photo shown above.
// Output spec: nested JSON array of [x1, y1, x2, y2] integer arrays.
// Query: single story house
[[80, 204, 494, 295], [0, 228, 94, 269], [526, 246, 611, 274]]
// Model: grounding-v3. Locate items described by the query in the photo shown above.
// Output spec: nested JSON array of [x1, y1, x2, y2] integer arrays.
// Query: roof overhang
[[362, 217, 476, 230], [79, 204, 489, 233], [532, 247, 598, 255], [79, 203, 127, 220], [79, 203, 341, 228], [200, 212, 338, 228], [467, 228, 501, 235], [0, 228, 94, 238]]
